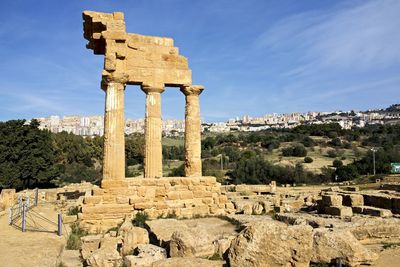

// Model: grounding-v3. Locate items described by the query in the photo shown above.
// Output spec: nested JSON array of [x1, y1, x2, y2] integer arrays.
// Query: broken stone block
[[312, 228, 378, 266], [228, 220, 313, 267], [169, 227, 215, 258], [124, 244, 167, 267], [86, 244, 122, 267], [324, 206, 353, 218], [81, 234, 102, 260]]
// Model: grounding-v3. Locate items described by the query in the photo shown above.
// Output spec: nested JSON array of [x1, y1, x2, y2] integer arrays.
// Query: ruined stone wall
[[80, 177, 234, 232]]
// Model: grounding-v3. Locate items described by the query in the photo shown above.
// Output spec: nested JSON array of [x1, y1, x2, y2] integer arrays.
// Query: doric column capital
[[101, 73, 129, 91], [180, 85, 204, 96], [141, 84, 165, 94]]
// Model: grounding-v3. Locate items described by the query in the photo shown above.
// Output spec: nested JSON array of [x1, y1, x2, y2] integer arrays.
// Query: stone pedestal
[[181, 85, 204, 177], [80, 176, 233, 233], [102, 82, 126, 186], [142, 85, 164, 178]]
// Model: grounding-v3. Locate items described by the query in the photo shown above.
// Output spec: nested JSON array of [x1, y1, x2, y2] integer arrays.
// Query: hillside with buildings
[[35, 104, 400, 137]]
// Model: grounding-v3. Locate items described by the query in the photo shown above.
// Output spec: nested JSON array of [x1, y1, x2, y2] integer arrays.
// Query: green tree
[[0, 120, 59, 189]]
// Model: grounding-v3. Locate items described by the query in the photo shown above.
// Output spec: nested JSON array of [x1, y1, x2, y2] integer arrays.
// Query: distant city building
[[36, 105, 400, 136], [37, 116, 185, 137]]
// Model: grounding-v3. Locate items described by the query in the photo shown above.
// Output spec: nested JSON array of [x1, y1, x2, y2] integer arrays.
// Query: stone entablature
[[80, 177, 234, 232], [83, 11, 203, 180]]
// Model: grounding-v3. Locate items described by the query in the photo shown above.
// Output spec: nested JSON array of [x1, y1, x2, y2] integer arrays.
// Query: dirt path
[[0, 202, 66, 267]]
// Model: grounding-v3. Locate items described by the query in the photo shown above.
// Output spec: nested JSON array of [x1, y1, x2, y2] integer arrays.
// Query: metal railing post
[[18, 196, 22, 216], [57, 214, 62, 236], [8, 208, 12, 225], [35, 188, 39, 206], [22, 203, 27, 232]]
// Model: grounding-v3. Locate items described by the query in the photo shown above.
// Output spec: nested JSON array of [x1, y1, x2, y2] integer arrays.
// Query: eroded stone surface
[[228, 220, 314, 267]]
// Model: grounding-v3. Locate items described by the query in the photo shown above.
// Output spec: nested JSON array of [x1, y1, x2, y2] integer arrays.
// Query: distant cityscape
[[36, 104, 400, 137]]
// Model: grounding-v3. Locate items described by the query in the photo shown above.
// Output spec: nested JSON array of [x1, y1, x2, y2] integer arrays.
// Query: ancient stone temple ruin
[[80, 11, 232, 232]]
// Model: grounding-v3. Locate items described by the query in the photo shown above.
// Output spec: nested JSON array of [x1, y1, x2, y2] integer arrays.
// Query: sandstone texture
[[312, 228, 378, 266], [147, 217, 237, 258], [228, 220, 314, 267], [80, 177, 232, 232], [151, 257, 225, 267], [124, 244, 167, 267], [118, 217, 149, 255]]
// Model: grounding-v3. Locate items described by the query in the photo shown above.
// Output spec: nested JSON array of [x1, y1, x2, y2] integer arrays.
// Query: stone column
[[181, 85, 204, 177], [102, 82, 126, 184], [142, 85, 165, 178]]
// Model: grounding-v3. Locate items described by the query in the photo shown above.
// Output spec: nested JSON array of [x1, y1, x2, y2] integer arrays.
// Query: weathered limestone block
[[86, 245, 122, 267], [392, 197, 400, 214], [118, 217, 149, 255], [170, 228, 216, 258], [215, 235, 235, 259], [352, 206, 392, 217], [342, 194, 364, 207], [166, 191, 179, 200], [324, 206, 353, 218], [151, 257, 225, 267], [200, 176, 217, 185], [228, 221, 313, 267], [252, 202, 264, 215], [179, 191, 193, 200], [84, 196, 102, 205], [146, 219, 185, 247], [350, 223, 400, 241], [135, 202, 155, 210], [63, 215, 78, 224], [0, 189, 16, 208], [124, 244, 167, 267], [116, 196, 129, 204], [92, 188, 105, 196], [363, 194, 392, 210], [82, 204, 132, 214], [81, 235, 102, 260], [321, 194, 343, 207], [312, 229, 378, 266]]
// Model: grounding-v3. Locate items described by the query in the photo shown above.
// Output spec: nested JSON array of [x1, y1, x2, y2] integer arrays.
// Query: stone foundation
[[79, 177, 233, 232]]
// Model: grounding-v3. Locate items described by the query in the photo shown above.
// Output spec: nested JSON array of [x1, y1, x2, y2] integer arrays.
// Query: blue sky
[[0, 0, 399, 122]]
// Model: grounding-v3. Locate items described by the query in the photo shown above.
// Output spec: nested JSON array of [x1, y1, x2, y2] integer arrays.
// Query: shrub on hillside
[[301, 136, 315, 147], [282, 144, 307, 157], [326, 149, 338, 158], [304, 157, 313, 163], [332, 159, 343, 168]]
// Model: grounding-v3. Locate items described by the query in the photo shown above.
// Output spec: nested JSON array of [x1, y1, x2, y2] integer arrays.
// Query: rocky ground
[[1, 182, 400, 266]]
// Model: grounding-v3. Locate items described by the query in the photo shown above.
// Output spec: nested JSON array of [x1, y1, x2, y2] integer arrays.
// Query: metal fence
[[8, 188, 63, 236]]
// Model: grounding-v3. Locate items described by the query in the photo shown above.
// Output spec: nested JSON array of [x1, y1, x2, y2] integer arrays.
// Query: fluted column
[[102, 82, 126, 183], [142, 85, 165, 178], [181, 85, 204, 177]]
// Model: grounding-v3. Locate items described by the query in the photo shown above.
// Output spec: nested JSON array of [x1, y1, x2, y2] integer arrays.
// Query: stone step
[[352, 206, 392, 217], [81, 204, 132, 214], [324, 206, 353, 218]]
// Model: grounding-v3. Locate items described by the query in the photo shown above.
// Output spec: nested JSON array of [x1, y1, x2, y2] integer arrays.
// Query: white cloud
[[257, 0, 400, 71]]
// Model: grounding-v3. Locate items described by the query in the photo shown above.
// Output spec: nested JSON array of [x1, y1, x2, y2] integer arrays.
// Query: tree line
[[1, 120, 399, 190]]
